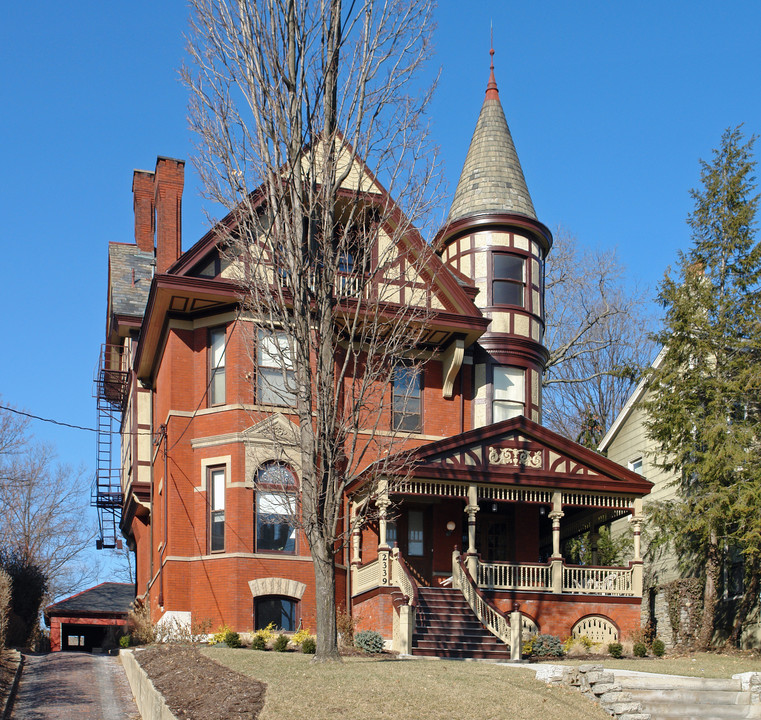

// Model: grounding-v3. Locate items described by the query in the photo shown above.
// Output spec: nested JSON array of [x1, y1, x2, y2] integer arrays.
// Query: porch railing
[[478, 561, 552, 592], [353, 558, 381, 595], [562, 565, 635, 596], [452, 551, 511, 647]]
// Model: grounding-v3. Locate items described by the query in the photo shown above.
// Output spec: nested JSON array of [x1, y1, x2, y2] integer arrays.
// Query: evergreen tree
[[645, 126, 761, 649]]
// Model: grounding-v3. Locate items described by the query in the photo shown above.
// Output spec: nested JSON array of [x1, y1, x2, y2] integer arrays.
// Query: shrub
[[251, 634, 267, 651], [119, 634, 131, 649], [291, 627, 312, 646], [578, 634, 593, 651], [633, 641, 648, 657], [524, 634, 565, 658], [301, 636, 316, 654], [354, 629, 385, 654], [127, 602, 156, 645], [0, 567, 11, 650], [210, 625, 242, 648], [336, 608, 357, 647], [651, 638, 665, 657], [273, 634, 289, 652], [608, 642, 623, 658]]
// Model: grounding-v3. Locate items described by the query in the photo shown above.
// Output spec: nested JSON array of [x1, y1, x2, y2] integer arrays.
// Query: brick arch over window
[[248, 577, 306, 600]]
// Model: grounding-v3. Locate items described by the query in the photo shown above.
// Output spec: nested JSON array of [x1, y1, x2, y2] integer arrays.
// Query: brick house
[[96, 58, 651, 657]]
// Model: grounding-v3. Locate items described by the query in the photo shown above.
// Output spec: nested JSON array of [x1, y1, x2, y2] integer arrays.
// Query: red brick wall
[[491, 592, 642, 640], [49, 616, 126, 652], [352, 589, 395, 639]]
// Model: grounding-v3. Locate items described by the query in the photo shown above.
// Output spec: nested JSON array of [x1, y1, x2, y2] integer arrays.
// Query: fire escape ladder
[[92, 345, 127, 550]]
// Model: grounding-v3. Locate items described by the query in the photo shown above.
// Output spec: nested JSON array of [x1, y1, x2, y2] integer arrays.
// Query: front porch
[[347, 417, 652, 656]]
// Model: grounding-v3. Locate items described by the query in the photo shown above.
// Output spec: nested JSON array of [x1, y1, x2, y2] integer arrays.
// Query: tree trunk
[[696, 530, 720, 650], [727, 568, 759, 648], [311, 540, 340, 662]]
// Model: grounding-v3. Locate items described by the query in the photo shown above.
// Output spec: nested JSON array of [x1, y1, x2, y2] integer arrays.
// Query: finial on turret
[[486, 30, 499, 99]]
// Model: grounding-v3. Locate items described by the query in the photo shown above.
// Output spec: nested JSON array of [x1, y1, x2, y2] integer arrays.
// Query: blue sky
[[2, 1, 760, 579]]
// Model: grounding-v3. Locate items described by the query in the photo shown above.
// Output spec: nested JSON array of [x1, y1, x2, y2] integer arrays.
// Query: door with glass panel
[[396, 506, 432, 586]]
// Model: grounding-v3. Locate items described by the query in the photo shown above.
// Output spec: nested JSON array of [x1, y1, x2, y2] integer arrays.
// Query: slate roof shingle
[[109, 243, 154, 318], [45, 582, 135, 618], [448, 68, 536, 223]]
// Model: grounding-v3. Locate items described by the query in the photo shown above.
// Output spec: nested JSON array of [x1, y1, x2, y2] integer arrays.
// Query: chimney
[[132, 169, 155, 253], [154, 157, 185, 273]]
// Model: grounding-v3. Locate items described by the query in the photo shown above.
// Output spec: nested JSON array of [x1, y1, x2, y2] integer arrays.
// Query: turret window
[[492, 253, 525, 306], [493, 366, 524, 421]]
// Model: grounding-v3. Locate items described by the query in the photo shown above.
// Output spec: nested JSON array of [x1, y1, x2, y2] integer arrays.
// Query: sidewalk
[[10, 652, 140, 720]]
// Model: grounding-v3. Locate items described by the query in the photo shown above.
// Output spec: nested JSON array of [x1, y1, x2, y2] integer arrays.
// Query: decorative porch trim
[[562, 491, 635, 510], [394, 480, 468, 497], [477, 486, 552, 503]]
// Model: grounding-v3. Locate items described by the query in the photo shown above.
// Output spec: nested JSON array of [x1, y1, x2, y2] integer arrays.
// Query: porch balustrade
[[562, 565, 635, 596], [353, 558, 381, 595], [354, 556, 638, 597], [478, 561, 551, 591]]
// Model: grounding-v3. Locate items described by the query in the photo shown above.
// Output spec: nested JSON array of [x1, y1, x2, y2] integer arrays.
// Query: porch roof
[[349, 416, 653, 497]]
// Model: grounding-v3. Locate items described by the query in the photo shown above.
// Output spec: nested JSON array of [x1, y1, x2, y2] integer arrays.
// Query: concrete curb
[[1, 650, 23, 720], [120, 649, 178, 720]]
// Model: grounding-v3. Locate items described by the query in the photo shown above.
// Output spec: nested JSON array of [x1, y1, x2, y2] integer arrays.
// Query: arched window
[[255, 463, 297, 553]]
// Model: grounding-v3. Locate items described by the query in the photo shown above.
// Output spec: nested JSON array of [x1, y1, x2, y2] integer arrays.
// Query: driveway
[[11, 652, 140, 720]]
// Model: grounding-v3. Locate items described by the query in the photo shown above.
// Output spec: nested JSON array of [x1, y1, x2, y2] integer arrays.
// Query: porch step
[[411, 587, 510, 661], [613, 672, 761, 719]]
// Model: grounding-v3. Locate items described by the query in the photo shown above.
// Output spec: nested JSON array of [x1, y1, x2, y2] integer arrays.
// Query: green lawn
[[203, 648, 611, 720]]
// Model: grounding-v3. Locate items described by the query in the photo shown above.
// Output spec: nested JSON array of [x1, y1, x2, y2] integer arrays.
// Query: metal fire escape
[[91, 344, 128, 549]]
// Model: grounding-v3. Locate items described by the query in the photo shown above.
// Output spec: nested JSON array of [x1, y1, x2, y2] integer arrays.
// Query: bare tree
[[0, 397, 29, 466], [542, 228, 655, 443], [0, 441, 97, 602], [185, 0, 442, 659]]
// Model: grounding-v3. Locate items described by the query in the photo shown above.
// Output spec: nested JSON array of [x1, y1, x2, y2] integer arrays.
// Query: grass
[[544, 651, 761, 679], [203, 648, 611, 720]]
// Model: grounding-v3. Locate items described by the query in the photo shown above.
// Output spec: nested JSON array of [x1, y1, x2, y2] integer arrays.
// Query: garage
[[45, 582, 135, 652]]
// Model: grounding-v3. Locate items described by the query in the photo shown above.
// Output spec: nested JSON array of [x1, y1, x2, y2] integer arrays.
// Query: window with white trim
[[628, 457, 643, 475], [209, 327, 226, 406], [493, 366, 525, 421], [255, 463, 297, 553], [257, 330, 295, 406], [209, 466, 226, 552], [392, 365, 422, 432]]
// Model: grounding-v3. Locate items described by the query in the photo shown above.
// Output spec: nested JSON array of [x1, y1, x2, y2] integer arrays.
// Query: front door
[[395, 505, 432, 585]]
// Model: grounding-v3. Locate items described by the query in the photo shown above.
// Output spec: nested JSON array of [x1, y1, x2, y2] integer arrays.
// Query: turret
[[437, 48, 552, 427]]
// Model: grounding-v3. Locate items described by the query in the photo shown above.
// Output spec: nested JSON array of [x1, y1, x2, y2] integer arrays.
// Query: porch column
[[465, 484, 479, 578], [376, 481, 391, 586], [631, 498, 644, 596], [631, 498, 644, 561], [350, 502, 361, 567], [590, 528, 600, 566], [550, 491, 564, 594]]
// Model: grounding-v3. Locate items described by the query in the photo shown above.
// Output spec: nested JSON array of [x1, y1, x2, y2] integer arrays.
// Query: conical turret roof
[[448, 50, 536, 223]]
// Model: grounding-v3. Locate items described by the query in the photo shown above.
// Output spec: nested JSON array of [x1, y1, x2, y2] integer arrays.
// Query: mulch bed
[[135, 645, 266, 720]]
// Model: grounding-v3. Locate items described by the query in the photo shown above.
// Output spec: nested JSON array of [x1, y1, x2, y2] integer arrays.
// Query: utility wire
[[0, 404, 96, 432]]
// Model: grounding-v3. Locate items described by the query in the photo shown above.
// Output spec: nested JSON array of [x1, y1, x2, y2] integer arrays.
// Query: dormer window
[[492, 253, 525, 306]]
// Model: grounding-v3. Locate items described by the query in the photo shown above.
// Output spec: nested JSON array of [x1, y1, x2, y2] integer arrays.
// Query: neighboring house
[[44, 582, 134, 652], [94, 58, 652, 657], [599, 352, 760, 649]]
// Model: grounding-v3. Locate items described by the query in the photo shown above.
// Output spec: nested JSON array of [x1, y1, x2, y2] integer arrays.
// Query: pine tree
[[645, 126, 761, 649]]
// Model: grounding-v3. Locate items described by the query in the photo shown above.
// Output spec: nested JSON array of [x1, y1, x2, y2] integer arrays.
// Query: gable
[[365, 416, 652, 497]]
